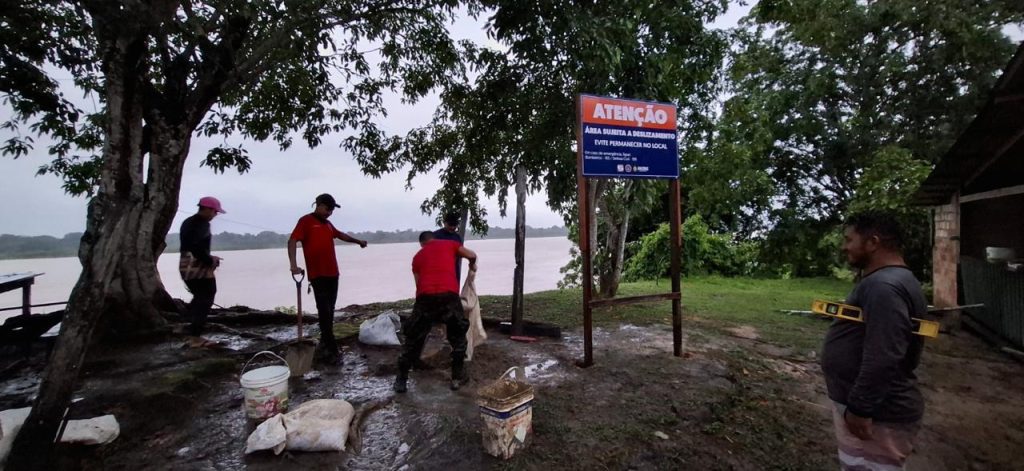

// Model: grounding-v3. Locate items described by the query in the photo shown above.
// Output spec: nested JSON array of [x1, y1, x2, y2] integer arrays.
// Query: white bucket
[[986, 247, 1017, 263], [240, 351, 290, 420], [478, 367, 534, 460]]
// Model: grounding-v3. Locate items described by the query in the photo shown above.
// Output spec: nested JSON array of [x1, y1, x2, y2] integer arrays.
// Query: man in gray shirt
[[821, 212, 927, 470]]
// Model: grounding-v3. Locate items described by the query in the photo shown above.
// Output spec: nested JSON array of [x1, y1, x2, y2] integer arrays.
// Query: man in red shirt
[[394, 231, 478, 392], [288, 193, 368, 365]]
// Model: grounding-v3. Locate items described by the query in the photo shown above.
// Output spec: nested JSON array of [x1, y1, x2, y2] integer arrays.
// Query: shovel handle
[[294, 275, 304, 338]]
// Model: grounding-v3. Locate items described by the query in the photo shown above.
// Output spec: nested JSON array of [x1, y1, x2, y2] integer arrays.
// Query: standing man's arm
[[457, 246, 478, 272], [288, 239, 303, 275], [333, 228, 368, 248], [844, 283, 912, 439], [411, 255, 420, 290]]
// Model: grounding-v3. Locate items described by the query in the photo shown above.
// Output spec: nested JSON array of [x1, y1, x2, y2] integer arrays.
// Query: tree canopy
[[2, 0, 470, 194], [687, 0, 1024, 275]]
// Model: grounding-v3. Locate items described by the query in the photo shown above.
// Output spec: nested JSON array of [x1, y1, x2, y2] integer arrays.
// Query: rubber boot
[[314, 343, 341, 366], [450, 362, 468, 391], [394, 368, 409, 393]]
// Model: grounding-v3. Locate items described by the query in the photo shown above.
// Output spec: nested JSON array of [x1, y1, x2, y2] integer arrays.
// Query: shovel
[[285, 271, 316, 377]]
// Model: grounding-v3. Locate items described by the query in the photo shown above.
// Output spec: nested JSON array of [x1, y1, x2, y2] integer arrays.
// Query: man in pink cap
[[179, 196, 225, 336]]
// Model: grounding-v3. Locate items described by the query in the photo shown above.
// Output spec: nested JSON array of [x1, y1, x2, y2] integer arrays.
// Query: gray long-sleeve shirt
[[821, 266, 927, 423]]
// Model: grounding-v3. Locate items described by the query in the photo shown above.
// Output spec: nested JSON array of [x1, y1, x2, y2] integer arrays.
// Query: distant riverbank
[[0, 237, 574, 318], [0, 225, 568, 260]]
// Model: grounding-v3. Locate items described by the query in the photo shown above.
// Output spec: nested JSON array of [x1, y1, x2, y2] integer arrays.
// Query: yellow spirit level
[[811, 300, 939, 338]]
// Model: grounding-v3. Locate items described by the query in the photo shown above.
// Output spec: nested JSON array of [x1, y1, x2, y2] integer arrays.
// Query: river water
[[0, 237, 572, 318]]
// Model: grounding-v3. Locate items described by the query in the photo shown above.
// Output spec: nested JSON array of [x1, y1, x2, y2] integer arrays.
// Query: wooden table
[[0, 272, 44, 317]]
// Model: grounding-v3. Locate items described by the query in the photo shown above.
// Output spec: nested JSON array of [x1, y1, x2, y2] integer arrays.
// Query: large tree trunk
[[584, 179, 605, 295], [596, 181, 633, 298], [511, 165, 527, 336], [457, 207, 470, 240], [8, 29, 191, 468], [598, 207, 631, 298]]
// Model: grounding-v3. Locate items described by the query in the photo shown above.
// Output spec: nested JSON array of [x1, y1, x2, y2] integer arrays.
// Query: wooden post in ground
[[576, 96, 594, 367], [22, 282, 32, 317], [669, 179, 683, 356], [511, 165, 527, 336]]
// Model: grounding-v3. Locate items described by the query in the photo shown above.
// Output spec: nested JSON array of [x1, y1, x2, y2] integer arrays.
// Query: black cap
[[315, 193, 341, 209], [443, 212, 460, 226]]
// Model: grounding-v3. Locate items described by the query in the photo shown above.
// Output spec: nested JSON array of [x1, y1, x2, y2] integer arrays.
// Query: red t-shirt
[[290, 214, 343, 279], [412, 240, 461, 296]]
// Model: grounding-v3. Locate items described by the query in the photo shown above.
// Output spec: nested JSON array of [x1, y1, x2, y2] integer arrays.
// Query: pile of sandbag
[[0, 407, 119, 467], [245, 399, 355, 455], [358, 311, 401, 346]]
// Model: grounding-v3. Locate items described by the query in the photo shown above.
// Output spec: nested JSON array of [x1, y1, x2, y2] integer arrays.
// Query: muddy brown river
[[0, 237, 572, 321]]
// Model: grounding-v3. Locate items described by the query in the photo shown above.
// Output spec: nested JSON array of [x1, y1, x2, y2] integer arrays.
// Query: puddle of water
[[524, 359, 559, 380], [0, 376, 39, 405], [263, 325, 314, 342], [204, 334, 254, 351]]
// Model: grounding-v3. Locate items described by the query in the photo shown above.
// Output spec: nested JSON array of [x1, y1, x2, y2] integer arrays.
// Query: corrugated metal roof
[[912, 42, 1024, 206]]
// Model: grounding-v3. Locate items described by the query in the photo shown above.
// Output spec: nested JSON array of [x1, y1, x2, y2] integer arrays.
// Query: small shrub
[[624, 215, 761, 280]]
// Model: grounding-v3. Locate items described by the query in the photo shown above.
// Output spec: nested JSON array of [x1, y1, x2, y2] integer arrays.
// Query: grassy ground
[[466, 276, 851, 354], [355, 276, 851, 353]]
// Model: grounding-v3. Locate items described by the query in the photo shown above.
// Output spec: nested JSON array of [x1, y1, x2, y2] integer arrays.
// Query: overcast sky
[[0, 4, 750, 237], [13, 5, 1021, 237]]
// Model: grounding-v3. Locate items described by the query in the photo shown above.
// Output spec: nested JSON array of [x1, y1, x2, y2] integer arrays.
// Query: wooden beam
[[959, 184, 1024, 204], [589, 292, 680, 308], [964, 125, 1024, 187]]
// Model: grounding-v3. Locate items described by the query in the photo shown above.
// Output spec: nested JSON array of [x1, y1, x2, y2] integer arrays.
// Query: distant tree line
[[0, 226, 568, 260]]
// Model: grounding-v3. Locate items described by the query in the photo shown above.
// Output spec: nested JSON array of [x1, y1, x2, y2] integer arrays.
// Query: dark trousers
[[184, 278, 217, 336], [310, 276, 339, 350], [398, 292, 468, 372]]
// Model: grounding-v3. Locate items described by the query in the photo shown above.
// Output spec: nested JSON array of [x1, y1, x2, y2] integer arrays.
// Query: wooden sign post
[[575, 94, 682, 367]]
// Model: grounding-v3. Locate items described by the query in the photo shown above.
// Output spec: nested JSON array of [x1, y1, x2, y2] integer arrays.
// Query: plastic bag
[[244, 399, 355, 455], [358, 311, 401, 346]]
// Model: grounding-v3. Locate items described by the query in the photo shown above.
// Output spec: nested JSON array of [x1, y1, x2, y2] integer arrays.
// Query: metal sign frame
[[575, 94, 683, 367]]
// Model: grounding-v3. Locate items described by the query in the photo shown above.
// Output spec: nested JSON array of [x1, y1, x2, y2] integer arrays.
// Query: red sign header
[[580, 95, 677, 131]]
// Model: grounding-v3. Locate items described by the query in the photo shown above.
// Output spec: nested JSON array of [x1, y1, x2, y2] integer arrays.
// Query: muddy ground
[[2, 310, 1023, 470]]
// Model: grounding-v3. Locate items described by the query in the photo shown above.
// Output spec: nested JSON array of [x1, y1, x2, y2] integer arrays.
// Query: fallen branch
[[481, 317, 562, 338], [204, 310, 318, 326]]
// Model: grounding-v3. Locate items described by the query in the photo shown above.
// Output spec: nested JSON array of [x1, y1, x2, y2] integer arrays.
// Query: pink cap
[[198, 196, 226, 214]]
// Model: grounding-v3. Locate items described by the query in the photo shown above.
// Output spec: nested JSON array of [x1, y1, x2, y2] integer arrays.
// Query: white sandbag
[[462, 268, 487, 361], [1, 407, 120, 467], [244, 413, 287, 455], [358, 311, 402, 346], [282, 399, 354, 452], [60, 414, 119, 445], [244, 399, 354, 455], [0, 407, 31, 467]]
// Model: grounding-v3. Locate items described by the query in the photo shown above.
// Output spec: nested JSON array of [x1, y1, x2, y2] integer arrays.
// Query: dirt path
[[1, 315, 1023, 470]]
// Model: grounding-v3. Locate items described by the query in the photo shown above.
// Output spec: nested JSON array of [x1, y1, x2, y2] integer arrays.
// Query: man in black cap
[[432, 212, 464, 283], [288, 193, 368, 365]]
